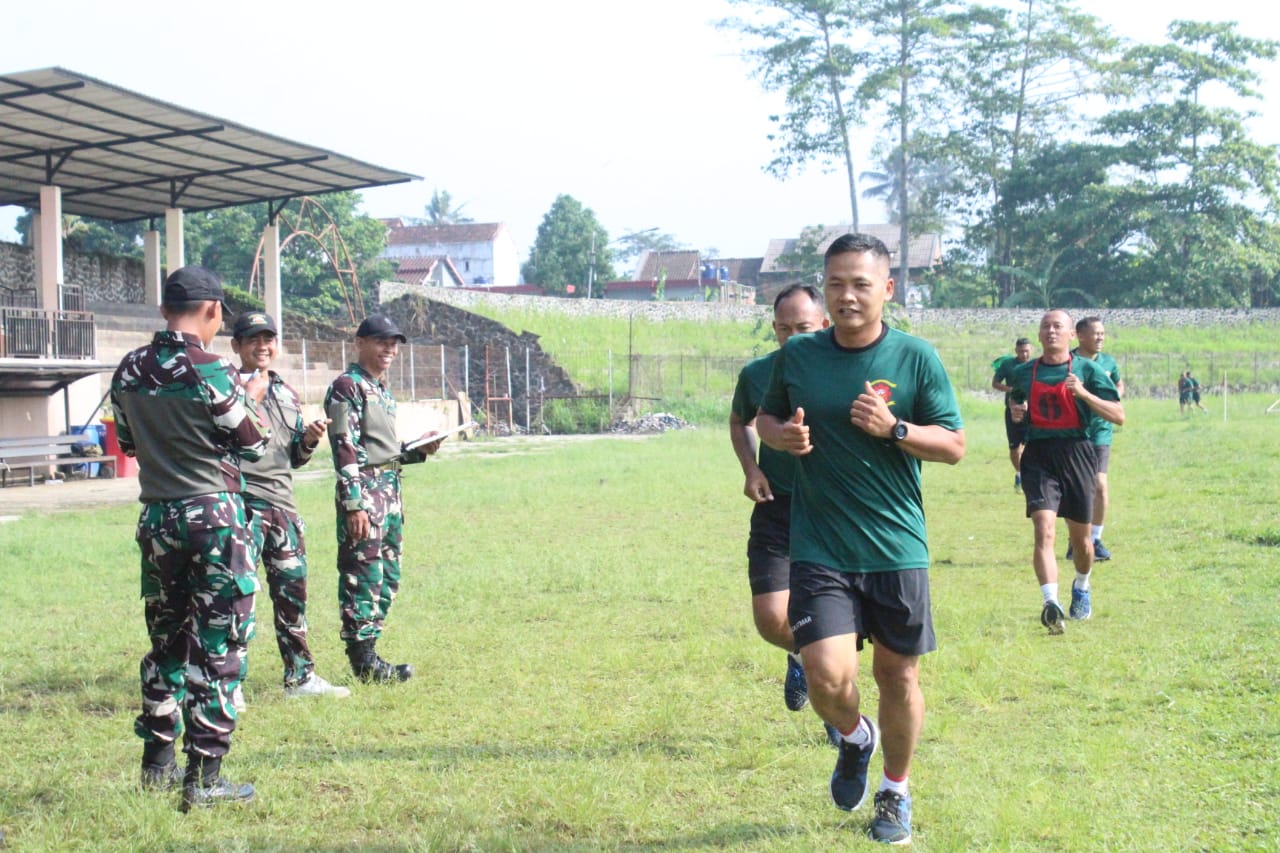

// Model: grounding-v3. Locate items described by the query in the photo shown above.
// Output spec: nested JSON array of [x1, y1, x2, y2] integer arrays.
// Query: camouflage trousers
[[134, 493, 258, 759], [335, 470, 404, 642], [245, 498, 315, 687]]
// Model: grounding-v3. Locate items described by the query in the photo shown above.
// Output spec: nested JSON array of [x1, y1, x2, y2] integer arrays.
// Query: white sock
[[879, 773, 910, 797], [1041, 583, 1058, 604], [1092, 524, 1104, 540], [1074, 571, 1091, 591], [788, 651, 802, 666], [841, 716, 871, 747]]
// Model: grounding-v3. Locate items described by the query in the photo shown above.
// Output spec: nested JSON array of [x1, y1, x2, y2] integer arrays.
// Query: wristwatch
[[890, 417, 909, 442]]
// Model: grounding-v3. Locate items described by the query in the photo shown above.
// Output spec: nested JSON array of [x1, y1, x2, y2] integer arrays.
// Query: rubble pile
[[608, 412, 693, 434]]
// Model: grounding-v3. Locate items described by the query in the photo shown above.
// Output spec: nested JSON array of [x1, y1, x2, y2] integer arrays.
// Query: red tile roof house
[[381, 222, 521, 287], [603, 250, 757, 303]]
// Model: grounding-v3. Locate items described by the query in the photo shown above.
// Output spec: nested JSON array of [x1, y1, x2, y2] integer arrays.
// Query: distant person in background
[[1178, 371, 1193, 415], [111, 265, 269, 810], [230, 311, 350, 701], [757, 233, 966, 846], [1008, 310, 1123, 635], [729, 284, 829, 718], [324, 315, 443, 684], [1187, 371, 1207, 412], [1069, 317, 1123, 562], [991, 337, 1035, 491]]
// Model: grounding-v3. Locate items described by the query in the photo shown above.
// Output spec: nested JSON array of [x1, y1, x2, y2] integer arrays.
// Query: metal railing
[[0, 307, 96, 359]]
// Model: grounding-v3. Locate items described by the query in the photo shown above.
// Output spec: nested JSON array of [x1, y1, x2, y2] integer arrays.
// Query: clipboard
[[404, 421, 477, 451]]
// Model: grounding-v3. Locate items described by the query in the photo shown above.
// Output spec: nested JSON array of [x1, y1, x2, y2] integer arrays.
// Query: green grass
[[1, 396, 1278, 850]]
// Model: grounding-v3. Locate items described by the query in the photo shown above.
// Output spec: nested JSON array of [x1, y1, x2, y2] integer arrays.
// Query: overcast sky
[[2, 0, 1276, 263]]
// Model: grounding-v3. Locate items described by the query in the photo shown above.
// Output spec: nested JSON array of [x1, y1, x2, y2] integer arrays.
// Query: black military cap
[[162, 265, 226, 307], [232, 310, 278, 339], [356, 314, 407, 342]]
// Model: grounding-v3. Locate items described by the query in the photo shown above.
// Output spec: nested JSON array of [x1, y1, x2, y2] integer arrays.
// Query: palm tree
[[423, 189, 473, 225]]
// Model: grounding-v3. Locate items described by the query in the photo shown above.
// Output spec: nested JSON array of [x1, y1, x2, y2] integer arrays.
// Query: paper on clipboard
[[404, 421, 477, 451]]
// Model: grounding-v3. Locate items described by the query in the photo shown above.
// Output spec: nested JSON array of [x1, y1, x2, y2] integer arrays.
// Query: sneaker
[[824, 722, 842, 749], [1069, 585, 1092, 620], [180, 776, 256, 811], [231, 685, 246, 714], [284, 673, 352, 699], [1014, 473, 1021, 492], [868, 790, 913, 845], [784, 656, 809, 712], [1040, 600, 1066, 635], [1093, 539, 1112, 561], [830, 715, 879, 811]]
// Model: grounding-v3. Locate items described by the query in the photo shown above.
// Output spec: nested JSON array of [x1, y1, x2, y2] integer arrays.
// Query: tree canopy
[[521, 195, 614, 297]]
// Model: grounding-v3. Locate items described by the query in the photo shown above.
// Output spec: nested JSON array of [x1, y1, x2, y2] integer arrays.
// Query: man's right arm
[[729, 412, 772, 502], [325, 379, 366, 512]]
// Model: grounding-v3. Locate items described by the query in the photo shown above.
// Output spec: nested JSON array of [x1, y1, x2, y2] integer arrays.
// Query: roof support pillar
[[36, 185, 64, 311], [143, 228, 162, 306], [165, 207, 184, 274], [262, 219, 283, 346]]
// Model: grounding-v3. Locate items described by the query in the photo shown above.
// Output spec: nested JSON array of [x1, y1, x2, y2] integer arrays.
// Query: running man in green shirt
[[730, 284, 828, 716], [1008, 310, 1124, 634], [1070, 316, 1124, 562], [757, 234, 965, 845]]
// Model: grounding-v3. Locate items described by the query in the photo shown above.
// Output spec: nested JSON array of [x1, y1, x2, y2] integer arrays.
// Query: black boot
[[140, 740, 181, 791], [180, 756, 255, 812], [346, 638, 413, 683]]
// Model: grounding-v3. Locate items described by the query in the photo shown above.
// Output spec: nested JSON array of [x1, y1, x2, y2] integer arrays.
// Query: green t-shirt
[[992, 355, 1023, 403], [1072, 349, 1121, 446], [731, 350, 797, 496], [760, 325, 963, 574], [1008, 355, 1119, 443]]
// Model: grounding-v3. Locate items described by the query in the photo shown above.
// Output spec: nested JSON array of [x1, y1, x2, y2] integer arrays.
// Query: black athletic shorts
[[1092, 443, 1111, 475], [747, 494, 791, 596], [1004, 404, 1028, 449], [788, 562, 935, 657], [1021, 438, 1096, 524]]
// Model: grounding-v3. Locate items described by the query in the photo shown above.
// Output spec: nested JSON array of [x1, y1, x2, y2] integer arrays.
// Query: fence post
[[301, 338, 308, 404], [525, 347, 531, 429], [440, 345, 446, 400], [464, 344, 470, 402], [608, 349, 613, 416]]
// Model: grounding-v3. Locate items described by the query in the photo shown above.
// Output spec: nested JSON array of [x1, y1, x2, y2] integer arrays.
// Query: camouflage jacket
[[240, 371, 317, 513], [323, 362, 425, 512], [111, 330, 270, 503]]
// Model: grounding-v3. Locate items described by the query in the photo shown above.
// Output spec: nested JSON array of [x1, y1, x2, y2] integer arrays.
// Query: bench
[[0, 435, 117, 487]]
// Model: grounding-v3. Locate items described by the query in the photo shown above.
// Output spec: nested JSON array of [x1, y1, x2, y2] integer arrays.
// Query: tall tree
[[722, 0, 864, 229], [422, 188, 473, 225], [1095, 21, 1280, 305], [942, 0, 1120, 303], [854, 0, 965, 301], [521, 195, 614, 297]]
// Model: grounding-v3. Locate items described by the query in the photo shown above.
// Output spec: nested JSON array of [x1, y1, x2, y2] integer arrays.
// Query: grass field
[[0, 396, 1277, 851]]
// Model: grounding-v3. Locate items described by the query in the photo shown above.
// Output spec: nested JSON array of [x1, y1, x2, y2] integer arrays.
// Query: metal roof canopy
[[0, 67, 418, 222]]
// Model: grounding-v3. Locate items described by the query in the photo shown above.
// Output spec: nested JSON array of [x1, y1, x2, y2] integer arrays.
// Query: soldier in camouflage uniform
[[111, 266, 270, 810], [230, 311, 350, 700], [324, 315, 442, 683]]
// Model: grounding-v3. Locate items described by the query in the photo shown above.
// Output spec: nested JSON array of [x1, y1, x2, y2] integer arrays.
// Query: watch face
[[894, 421, 908, 441]]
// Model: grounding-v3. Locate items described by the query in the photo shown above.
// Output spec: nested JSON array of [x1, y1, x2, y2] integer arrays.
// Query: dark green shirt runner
[[1071, 349, 1121, 446], [761, 326, 963, 574], [1008, 356, 1119, 443], [731, 350, 797, 496]]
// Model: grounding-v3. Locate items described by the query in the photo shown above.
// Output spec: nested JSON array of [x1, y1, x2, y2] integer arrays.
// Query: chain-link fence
[[284, 340, 1280, 432]]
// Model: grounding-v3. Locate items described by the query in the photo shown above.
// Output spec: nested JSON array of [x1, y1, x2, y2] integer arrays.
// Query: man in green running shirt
[[757, 233, 965, 845], [1008, 310, 1123, 635]]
